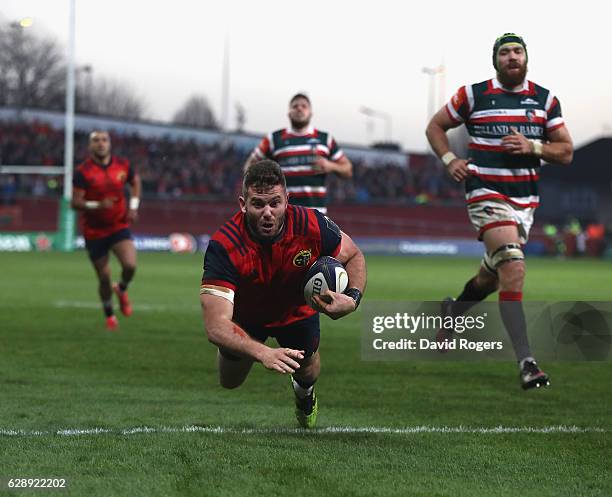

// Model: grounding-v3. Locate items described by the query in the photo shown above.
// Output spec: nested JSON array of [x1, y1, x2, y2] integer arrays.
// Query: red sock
[[498, 291, 531, 360], [499, 291, 522, 301]]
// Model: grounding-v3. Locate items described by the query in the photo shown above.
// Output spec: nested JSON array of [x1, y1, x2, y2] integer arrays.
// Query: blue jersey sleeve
[[313, 209, 342, 256], [202, 240, 239, 289]]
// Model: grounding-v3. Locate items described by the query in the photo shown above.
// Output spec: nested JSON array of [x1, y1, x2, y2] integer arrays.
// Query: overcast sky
[[2, 0, 611, 151]]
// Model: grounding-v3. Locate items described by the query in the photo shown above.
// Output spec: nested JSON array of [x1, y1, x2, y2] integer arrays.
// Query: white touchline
[[0, 425, 605, 437]]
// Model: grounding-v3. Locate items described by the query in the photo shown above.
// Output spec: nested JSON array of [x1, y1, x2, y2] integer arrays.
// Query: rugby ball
[[303, 256, 348, 309]]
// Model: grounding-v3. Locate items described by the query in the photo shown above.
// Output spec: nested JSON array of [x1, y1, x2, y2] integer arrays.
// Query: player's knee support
[[481, 257, 498, 276], [488, 243, 524, 269]]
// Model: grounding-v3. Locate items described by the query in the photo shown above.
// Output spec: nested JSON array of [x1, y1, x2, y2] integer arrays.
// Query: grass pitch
[[0, 252, 610, 496]]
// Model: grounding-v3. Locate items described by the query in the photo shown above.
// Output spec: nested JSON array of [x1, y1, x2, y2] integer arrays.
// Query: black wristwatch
[[344, 287, 363, 309]]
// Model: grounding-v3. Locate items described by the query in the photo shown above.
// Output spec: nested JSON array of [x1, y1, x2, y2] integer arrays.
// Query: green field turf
[[1, 252, 610, 497]]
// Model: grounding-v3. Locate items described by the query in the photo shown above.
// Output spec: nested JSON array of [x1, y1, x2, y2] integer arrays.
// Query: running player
[[426, 33, 573, 389], [244, 93, 353, 213], [71, 130, 141, 330]]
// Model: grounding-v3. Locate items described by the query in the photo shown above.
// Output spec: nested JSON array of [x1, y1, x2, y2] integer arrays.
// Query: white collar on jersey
[[286, 125, 315, 136], [492, 77, 529, 93]]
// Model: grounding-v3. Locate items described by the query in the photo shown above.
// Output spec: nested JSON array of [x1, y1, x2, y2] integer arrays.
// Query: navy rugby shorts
[[219, 313, 320, 361]]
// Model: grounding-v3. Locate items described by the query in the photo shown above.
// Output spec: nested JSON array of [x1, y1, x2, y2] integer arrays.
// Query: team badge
[[116, 171, 127, 182], [484, 206, 496, 216], [526, 109, 535, 122], [293, 249, 312, 267]]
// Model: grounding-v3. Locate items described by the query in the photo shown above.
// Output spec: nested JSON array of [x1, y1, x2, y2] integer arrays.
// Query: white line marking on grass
[[0, 425, 605, 438], [53, 300, 199, 312], [57, 428, 113, 436]]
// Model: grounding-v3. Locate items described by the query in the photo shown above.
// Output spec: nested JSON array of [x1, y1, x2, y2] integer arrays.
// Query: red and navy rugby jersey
[[201, 205, 342, 327], [73, 156, 134, 240]]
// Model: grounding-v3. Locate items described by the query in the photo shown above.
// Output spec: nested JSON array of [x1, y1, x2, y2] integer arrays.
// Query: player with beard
[[72, 130, 141, 330], [425, 33, 573, 389], [200, 160, 366, 427], [244, 93, 352, 213]]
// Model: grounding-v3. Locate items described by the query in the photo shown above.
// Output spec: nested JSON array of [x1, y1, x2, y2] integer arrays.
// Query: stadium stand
[[0, 115, 462, 204], [0, 112, 609, 254]]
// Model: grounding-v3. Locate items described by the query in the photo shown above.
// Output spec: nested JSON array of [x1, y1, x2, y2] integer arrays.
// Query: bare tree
[[172, 95, 218, 129], [85, 77, 147, 120], [0, 20, 146, 120], [0, 21, 65, 109]]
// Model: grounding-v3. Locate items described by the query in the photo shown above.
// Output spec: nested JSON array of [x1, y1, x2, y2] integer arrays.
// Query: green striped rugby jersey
[[447, 78, 565, 208], [252, 126, 345, 212]]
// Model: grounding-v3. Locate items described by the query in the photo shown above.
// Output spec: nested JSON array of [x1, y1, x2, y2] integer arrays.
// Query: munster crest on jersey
[[293, 249, 312, 267]]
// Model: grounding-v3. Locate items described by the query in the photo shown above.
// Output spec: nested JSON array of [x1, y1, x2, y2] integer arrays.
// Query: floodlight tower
[[359, 106, 392, 142], [220, 33, 230, 130], [422, 64, 445, 120]]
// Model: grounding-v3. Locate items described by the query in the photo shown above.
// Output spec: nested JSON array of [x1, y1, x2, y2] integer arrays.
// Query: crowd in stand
[[326, 157, 463, 204], [1, 121, 463, 205]]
